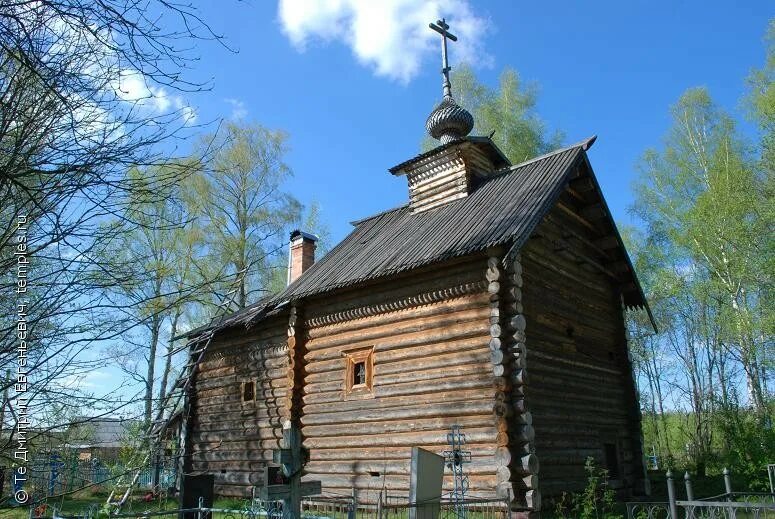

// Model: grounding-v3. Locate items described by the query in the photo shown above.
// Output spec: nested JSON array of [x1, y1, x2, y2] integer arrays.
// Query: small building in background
[[64, 417, 139, 462]]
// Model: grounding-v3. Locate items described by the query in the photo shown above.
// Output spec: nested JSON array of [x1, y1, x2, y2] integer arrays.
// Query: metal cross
[[429, 18, 458, 99]]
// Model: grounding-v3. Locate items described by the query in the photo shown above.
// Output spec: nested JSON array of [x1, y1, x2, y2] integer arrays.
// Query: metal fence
[[4, 460, 176, 498], [626, 468, 775, 519], [677, 497, 775, 519], [300, 495, 511, 519], [625, 501, 671, 518], [42, 495, 512, 519]]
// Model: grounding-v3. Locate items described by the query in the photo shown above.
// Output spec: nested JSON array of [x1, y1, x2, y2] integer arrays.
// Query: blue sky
[[175, 1, 773, 245], [75, 2, 771, 407]]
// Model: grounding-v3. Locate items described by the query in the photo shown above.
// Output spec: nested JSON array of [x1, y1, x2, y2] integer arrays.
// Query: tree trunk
[[145, 315, 161, 427], [157, 308, 181, 414]]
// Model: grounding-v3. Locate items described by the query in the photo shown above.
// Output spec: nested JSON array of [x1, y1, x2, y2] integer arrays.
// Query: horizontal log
[[202, 326, 288, 353], [304, 385, 498, 415], [304, 415, 493, 438], [309, 445, 496, 462], [304, 426, 498, 449], [195, 371, 288, 393], [307, 364, 496, 397], [522, 246, 607, 298], [306, 335, 489, 377], [191, 429, 285, 443], [194, 391, 287, 409], [306, 280, 488, 334], [300, 473, 497, 493], [301, 398, 495, 426], [192, 449, 274, 463], [307, 309, 490, 359], [190, 438, 283, 452], [305, 459, 498, 476], [192, 418, 283, 433], [307, 291, 487, 339], [529, 350, 621, 376], [192, 459, 267, 472]]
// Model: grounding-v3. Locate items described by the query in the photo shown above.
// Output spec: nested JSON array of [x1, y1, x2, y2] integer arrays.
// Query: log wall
[[520, 203, 645, 500], [299, 255, 500, 502], [186, 196, 645, 506], [188, 316, 290, 497]]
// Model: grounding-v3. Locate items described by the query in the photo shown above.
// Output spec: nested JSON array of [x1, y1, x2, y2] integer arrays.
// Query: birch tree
[[0, 0, 222, 463], [632, 88, 772, 412], [187, 122, 302, 309]]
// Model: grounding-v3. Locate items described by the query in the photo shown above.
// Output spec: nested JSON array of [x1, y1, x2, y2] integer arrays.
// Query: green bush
[[553, 458, 622, 519]]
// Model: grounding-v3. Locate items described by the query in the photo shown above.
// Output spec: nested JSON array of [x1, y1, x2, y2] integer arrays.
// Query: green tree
[[100, 163, 204, 426], [632, 88, 771, 413], [748, 19, 775, 175], [188, 122, 303, 309], [424, 64, 562, 163]]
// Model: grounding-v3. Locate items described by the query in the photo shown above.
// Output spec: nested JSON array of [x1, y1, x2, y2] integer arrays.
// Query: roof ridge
[[509, 135, 597, 171]]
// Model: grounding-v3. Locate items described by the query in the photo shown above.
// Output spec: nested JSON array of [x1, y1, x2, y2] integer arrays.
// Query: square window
[[242, 380, 255, 402], [344, 347, 374, 397]]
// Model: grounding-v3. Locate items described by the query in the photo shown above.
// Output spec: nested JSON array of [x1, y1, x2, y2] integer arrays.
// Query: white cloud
[[225, 98, 248, 120], [56, 370, 110, 390], [113, 69, 197, 124], [277, 0, 491, 83]]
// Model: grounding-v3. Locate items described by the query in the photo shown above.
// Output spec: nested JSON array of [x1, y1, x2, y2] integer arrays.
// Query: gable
[[543, 151, 655, 328]]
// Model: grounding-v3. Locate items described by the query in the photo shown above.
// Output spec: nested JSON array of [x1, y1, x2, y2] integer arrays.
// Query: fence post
[[723, 467, 732, 497], [666, 470, 678, 519], [684, 471, 694, 501], [197, 496, 203, 519], [348, 487, 356, 519]]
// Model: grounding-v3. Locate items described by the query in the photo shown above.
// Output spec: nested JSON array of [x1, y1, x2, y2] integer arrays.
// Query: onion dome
[[426, 96, 474, 144]]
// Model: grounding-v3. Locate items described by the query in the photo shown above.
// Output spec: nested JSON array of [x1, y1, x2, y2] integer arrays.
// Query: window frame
[[343, 347, 374, 398]]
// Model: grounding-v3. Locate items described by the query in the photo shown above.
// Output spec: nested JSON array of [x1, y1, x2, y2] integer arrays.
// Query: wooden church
[[180, 20, 652, 516]]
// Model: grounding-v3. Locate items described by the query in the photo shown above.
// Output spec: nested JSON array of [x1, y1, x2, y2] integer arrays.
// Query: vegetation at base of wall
[[550, 458, 623, 519]]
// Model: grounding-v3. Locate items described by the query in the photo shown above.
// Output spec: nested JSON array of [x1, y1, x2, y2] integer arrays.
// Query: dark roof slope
[[187, 136, 652, 337], [276, 140, 586, 301]]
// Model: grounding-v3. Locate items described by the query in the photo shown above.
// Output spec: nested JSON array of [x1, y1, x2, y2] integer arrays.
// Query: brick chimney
[[287, 230, 318, 285]]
